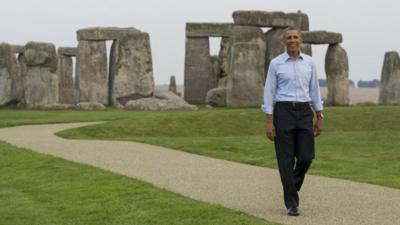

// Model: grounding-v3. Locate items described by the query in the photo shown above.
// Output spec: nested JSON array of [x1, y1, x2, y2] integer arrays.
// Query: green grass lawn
[[0, 106, 399, 224], [0, 141, 275, 225], [55, 106, 400, 189]]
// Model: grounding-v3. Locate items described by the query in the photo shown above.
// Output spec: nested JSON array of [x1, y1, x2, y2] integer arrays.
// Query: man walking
[[262, 27, 324, 216]]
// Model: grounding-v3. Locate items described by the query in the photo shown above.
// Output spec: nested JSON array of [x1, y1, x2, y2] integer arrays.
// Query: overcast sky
[[2, 0, 399, 85]]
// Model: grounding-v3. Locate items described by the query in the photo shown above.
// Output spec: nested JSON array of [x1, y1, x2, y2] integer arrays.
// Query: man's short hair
[[282, 27, 303, 40]]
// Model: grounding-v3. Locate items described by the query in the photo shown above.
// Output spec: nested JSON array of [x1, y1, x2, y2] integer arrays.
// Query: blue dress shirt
[[261, 52, 323, 114]]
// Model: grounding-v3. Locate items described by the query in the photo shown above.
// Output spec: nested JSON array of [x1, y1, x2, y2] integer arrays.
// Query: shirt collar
[[283, 51, 304, 61]]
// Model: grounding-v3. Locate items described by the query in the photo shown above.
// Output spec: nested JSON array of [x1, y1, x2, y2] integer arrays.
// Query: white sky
[[1, 0, 399, 85]]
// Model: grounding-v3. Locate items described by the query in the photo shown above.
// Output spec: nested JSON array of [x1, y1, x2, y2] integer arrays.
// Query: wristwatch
[[316, 112, 324, 120]]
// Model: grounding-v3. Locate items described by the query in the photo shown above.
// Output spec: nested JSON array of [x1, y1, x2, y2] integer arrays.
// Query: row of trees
[[318, 79, 380, 88]]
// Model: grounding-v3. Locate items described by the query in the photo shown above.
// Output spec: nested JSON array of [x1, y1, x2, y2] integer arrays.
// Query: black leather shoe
[[287, 207, 299, 216]]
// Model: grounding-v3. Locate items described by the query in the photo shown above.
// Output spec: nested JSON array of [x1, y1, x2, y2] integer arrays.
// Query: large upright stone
[[184, 37, 213, 104], [77, 27, 141, 41], [169, 75, 177, 94], [232, 10, 307, 29], [325, 44, 349, 105], [0, 43, 14, 105], [75, 41, 108, 104], [23, 42, 58, 108], [217, 37, 231, 86], [10, 53, 23, 103], [57, 55, 75, 104], [226, 26, 266, 107], [302, 31, 343, 44], [109, 32, 155, 106], [379, 51, 400, 104]]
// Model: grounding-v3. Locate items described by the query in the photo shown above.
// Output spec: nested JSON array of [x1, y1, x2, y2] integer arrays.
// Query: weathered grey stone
[[226, 26, 266, 107], [0, 43, 13, 105], [58, 47, 78, 57], [39, 103, 76, 110], [11, 45, 25, 54], [77, 27, 141, 41], [75, 40, 108, 105], [218, 37, 231, 80], [125, 90, 198, 111], [186, 23, 233, 37], [76, 102, 105, 110], [210, 55, 219, 90], [206, 87, 226, 107], [379, 51, 400, 104], [24, 42, 58, 72], [10, 53, 23, 103], [325, 44, 349, 105], [58, 55, 76, 104], [168, 75, 177, 94], [23, 42, 59, 108], [109, 32, 155, 106], [218, 76, 227, 87], [287, 11, 309, 30], [184, 37, 213, 104], [232, 10, 307, 29], [302, 31, 343, 44]]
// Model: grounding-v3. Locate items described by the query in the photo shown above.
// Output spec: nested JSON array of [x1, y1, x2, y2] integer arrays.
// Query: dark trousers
[[273, 102, 315, 209]]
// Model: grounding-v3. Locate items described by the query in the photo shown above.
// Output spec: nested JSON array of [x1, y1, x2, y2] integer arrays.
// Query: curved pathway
[[0, 122, 399, 225]]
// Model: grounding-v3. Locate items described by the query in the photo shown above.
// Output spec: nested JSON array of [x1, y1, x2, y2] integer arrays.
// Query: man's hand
[[314, 118, 323, 137], [265, 115, 275, 141]]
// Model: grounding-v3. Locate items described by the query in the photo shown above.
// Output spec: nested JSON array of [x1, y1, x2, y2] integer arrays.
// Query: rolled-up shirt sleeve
[[261, 62, 277, 114], [309, 61, 323, 112]]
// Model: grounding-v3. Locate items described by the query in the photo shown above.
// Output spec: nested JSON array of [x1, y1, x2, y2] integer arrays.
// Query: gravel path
[[0, 122, 399, 225]]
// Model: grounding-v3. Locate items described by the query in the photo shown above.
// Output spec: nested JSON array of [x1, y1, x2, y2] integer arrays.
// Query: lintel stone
[[301, 31, 343, 44], [58, 47, 78, 57], [186, 23, 234, 37], [232, 10, 307, 29], [77, 27, 141, 41]]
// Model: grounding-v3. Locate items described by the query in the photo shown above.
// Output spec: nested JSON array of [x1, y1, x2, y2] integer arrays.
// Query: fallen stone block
[[76, 102, 106, 110]]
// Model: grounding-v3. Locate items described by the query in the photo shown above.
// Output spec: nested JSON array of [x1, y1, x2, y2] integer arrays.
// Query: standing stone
[[169, 75, 177, 94], [76, 40, 108, 104], [226, 26, 266, 107], [184, 37, 213, 104], [0, 43, 13, 105], [23, 42, 59, 108], [325, 44, 349, 105], [217, 37, 231, 86], [10, 53, 23, 103], [379, 51, 400, 104], [109, 32, 155, 106], [58, 55, 76, 104], [210, 55, 220, 90]]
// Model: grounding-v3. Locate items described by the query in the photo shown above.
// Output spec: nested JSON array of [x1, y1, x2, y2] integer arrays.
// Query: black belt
[[276, 101, 310, 107]]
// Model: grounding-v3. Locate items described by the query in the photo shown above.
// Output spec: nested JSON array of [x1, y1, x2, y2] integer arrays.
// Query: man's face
[[284, 29, 303, 54]]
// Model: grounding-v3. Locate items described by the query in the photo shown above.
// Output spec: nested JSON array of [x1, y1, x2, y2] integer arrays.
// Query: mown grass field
[[0, 106, 399, 224], [57, 106, 400, 189]]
